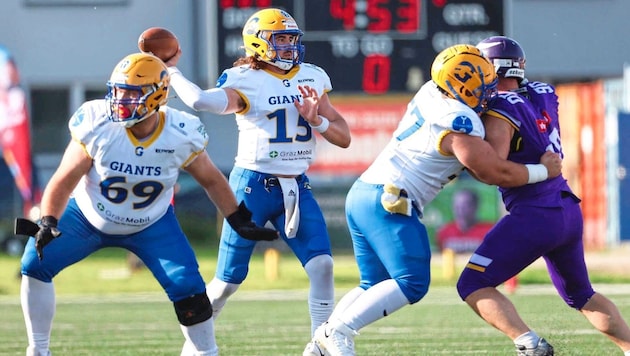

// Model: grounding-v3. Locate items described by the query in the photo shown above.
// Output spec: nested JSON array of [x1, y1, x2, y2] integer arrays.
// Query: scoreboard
[[216, 0, 503, 94]]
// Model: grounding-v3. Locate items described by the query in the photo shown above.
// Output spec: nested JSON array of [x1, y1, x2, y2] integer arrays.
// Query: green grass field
[[2, 248, 630, 355]]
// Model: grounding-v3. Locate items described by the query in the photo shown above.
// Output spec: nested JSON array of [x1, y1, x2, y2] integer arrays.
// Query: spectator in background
[[0, 44, 38, 216], [437, 188, 494, 253], [437, 188, 518, 293]]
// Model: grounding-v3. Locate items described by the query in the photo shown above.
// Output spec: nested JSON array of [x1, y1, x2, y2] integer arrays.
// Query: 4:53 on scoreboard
[[217, 0, 503, 94]]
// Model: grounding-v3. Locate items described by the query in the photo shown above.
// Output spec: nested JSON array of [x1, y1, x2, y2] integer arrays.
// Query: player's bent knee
[[398, 275, 429, 304], [21, 256, 55, 282], [566, 290, 596, 310], [304, 254, 333, 278], [173, 292, 213, 326], [456, 269, 489, 300]]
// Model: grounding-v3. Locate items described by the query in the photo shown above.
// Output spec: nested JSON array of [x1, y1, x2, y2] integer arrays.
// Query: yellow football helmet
[[106, 53, 170, 128], [431, 44, 498, 113], [241, 8, 305, 70]]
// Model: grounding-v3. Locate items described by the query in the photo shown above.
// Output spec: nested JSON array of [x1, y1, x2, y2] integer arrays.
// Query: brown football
[[138, 27, 179, 62]]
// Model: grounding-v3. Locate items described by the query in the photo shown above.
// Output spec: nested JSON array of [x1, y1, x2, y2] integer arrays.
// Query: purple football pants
[[457, 193, 595, 309]]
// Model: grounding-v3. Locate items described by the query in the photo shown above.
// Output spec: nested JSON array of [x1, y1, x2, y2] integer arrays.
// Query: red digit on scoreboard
[[367, 0, 391, 32], [397, 0, 420, 33], [330, 0, 356, 29], [362, 55, 391, 94]]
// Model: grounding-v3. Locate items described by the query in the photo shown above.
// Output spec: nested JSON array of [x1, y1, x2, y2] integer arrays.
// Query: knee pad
[[173, 292, 213, 326]]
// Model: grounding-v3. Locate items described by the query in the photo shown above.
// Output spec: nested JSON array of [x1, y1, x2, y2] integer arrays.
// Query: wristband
[[311, 116, 330, 133], [526, 164, 548, 184]]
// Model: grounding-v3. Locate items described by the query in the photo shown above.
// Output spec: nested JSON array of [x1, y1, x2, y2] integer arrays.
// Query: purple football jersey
[[486, 81, 575, 210]]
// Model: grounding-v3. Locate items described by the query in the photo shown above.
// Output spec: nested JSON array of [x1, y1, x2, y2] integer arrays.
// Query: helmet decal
[[431, 44, 498, 114]]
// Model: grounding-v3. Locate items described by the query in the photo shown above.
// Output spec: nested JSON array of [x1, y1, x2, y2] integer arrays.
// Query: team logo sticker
[[452, 115, 473, 134]]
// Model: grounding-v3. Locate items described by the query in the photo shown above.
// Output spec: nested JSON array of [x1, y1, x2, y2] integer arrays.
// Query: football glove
[[227, 202, 279, 241], [380, 183, 413, 216], [15, 216, 62, 260]]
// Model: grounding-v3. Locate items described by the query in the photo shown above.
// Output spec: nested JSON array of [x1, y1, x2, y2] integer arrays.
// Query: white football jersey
[[217, 63, 332, 175], [360, 81, 485, 213], [69, 100, 208, 234]]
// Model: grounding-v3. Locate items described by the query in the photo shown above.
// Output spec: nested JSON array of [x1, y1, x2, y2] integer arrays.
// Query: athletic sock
[[309, 297, 334, 336], [180, 318, 218, 356], [21, 276, 55, 353]]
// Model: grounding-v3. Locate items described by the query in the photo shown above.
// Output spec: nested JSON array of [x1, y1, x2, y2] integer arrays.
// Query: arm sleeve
[[168, 67, 229, 114]]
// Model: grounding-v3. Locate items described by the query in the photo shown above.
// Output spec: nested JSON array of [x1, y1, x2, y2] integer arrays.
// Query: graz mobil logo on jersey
[[452, 115, 474, 134], [269, 151, 279, 158]]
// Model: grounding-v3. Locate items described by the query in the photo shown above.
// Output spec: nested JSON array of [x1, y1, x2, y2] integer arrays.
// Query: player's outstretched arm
[[40, 139, 92, 220], [20, 139, 92, 259], [166, 50, 245, 115], [446, 133, 561, 188], [184, 151, 278, 241]]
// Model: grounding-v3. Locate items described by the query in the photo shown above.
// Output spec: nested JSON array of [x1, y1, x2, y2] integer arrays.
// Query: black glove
[[226, 202, 278, 241], [33, 216, 62, 260]]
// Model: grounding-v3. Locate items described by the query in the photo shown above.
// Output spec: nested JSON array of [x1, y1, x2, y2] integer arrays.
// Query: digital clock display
[[216, 0, 503, 94]]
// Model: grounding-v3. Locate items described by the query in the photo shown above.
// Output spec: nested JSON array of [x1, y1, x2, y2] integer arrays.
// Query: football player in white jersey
[[165, 8, 351, 355], [304, 44, 563, 356], [18, 53, 277, 356]]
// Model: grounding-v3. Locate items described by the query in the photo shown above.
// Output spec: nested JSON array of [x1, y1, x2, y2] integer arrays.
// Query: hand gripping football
[[138, 27, 179, 62]]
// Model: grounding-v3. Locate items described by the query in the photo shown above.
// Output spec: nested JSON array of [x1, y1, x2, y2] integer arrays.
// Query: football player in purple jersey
[[456, 36, 630, 355]]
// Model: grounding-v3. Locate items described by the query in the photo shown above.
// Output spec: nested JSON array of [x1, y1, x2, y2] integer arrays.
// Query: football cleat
[[515, 337, 554, 356], [302, 340, 326, 356], [313, 321, 358, 356]]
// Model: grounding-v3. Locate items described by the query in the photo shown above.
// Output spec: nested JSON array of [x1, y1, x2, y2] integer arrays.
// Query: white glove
[[380, 183, 413, 216]]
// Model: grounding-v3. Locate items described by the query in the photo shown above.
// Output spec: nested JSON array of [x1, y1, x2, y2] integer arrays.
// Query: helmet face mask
[[476, 36, 526, 80], [106, 53, 169, 128], [431, 44, 498, 114], [242, 8, 305, 70]]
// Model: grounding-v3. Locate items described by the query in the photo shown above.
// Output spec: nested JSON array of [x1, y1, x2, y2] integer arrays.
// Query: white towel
[[277, 177, 300, 238]]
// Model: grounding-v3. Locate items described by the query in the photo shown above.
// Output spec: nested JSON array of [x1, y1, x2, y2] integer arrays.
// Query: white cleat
[[302, 340, 326, 356], [313, 321, 358, 356]]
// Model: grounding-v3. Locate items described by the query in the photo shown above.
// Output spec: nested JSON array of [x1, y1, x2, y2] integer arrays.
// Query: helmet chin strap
[[120, 109, 154, 128], [266, 58, 294, 71]]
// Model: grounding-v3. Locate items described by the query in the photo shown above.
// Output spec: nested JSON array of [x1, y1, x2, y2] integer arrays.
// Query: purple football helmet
[[476, 36, 526, 80]]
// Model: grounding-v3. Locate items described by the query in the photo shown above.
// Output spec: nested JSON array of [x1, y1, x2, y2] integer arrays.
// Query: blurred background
[[1, 0, 629, 256]]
